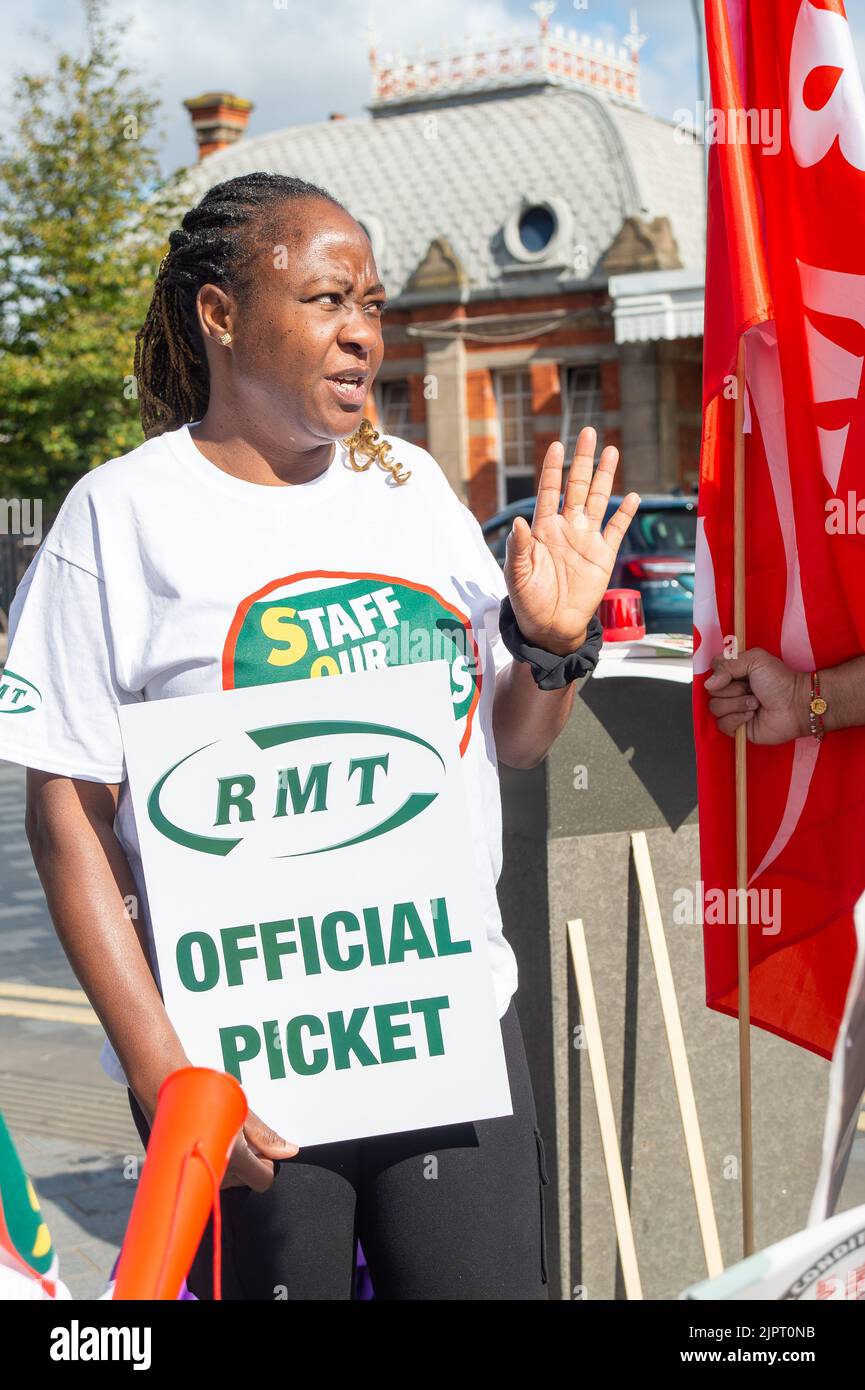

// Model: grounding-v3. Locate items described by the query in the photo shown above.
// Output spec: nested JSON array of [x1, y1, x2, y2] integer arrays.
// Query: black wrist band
[[498, 597, 604, 690]]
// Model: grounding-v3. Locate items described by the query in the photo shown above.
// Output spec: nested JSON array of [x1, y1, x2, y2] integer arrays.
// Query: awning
[[608, 268, 705, 344]]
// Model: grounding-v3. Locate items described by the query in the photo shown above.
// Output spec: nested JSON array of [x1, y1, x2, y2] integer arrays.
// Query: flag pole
[[734, 334, 755, 1256]]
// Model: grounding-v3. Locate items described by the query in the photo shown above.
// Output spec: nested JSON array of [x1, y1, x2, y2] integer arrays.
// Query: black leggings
[[128, 999, 550, 1300]]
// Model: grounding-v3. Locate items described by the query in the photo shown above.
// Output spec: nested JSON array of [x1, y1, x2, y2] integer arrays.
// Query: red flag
[[695, 0, 865, 1058]]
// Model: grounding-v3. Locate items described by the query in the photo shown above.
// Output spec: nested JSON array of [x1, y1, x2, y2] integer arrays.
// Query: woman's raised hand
[[503, 427, 640, 656]]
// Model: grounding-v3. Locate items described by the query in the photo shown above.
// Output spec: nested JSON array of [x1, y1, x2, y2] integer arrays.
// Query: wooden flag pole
[[567, 919, 644, 1299], [630, 832, 724, 1277], [734, 335, 755, 1256]]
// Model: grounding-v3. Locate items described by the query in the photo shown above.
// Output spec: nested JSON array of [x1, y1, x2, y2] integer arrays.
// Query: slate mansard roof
[[178, 87, 706, 306]]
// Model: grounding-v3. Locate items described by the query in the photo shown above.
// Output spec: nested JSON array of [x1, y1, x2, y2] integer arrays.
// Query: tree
[[0, 0, 185, 508]]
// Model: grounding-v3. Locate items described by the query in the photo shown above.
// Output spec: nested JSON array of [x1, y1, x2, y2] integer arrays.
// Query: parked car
[[481, 493, 697, 635]]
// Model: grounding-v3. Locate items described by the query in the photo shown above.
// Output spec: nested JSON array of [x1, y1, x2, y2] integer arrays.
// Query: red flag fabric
[[695, 0, 865, 1058]]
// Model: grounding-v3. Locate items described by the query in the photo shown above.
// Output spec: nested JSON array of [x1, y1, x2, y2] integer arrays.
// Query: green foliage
[[0, 0, 186, 507]]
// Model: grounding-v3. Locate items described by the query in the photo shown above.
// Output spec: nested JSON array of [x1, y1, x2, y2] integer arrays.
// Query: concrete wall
[[498, 674, 865, 1300]]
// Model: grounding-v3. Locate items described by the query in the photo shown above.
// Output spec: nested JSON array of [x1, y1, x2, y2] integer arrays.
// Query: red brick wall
[[467, 368, 499, 518], [408, 374, 428, 449], [601, 359, 619, 413], [530, 362, 562, 483], [376, 289, 638, 519]]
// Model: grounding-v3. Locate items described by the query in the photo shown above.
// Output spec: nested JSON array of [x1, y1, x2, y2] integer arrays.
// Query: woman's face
[[222, 199, 387, 447]]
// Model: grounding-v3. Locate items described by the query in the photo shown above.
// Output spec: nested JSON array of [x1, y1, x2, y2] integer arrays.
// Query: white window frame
[[493, 368, 535, 510], [375, 378, 411, 437], [560, 364, 604, 467]]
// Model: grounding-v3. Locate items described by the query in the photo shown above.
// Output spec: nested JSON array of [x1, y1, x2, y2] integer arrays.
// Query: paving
[[9, 1133, 138, 1300], [0, 757, 142, 1299]]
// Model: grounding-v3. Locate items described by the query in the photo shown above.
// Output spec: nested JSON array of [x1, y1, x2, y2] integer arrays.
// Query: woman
[[0, 173, 639, 1299]]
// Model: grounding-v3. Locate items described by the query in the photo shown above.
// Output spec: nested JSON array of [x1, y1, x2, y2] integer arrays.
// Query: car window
[[484, 521, 514, 556], [484, 506, 536, 562], [630, 509, 698, 552]]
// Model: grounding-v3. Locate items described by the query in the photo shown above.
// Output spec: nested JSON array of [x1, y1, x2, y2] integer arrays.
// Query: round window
[[518, 205, 556, 254]]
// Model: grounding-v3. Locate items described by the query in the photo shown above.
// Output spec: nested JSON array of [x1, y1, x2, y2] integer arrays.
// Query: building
[[180, 6, 706, 520]]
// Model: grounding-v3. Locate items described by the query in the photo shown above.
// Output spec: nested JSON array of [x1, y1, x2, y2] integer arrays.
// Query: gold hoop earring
[[219, 332, 232, 346]]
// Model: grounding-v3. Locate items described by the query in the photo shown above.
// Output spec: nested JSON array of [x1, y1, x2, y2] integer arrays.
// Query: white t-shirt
[[0, 423, 518, 1085]]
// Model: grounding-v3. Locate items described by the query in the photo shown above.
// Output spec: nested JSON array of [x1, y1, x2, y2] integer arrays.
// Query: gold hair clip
[[344, 418, 411, 485]]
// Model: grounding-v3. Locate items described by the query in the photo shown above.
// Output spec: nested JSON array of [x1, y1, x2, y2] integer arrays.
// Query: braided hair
[[134, 171, 410, 483]]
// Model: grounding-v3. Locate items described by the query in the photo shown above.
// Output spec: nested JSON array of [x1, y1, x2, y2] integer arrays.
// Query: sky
[[0, 0, 863, 177]]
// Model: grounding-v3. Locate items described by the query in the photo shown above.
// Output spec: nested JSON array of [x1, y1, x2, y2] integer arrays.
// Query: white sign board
[[682, 1200, 865, 1301], [810, 890, 865, 1224], [118, 661, 512, 1146]]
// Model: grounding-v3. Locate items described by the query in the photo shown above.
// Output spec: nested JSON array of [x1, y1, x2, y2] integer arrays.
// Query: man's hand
[[704, 648, 811, 745], [221, 1108, 299, 1191]]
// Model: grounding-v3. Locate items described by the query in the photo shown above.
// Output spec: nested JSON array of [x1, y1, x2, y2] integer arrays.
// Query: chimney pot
[[183, 91, 254, 160]]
